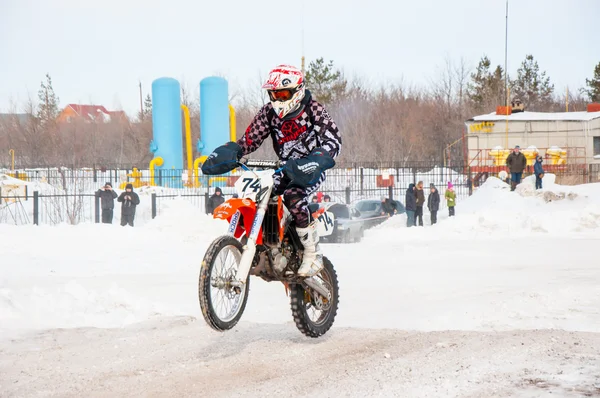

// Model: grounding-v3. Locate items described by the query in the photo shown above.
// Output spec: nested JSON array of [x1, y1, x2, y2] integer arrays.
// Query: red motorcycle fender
[[213, 198, 264, 243]]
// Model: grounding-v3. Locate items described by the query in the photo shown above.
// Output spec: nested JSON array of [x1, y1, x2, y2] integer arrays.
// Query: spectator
[[311, 196, 319, 204], [506, 145, 527, 191], [380, 197, 395, 217], [207, 187, 225, 214], [534, 155, 544, 190], [415, 181, 425, 226], [316, 192, 324, 203], [323, 195, 331, 202], [117, 183, 140, 227], [427, 183, 440, 225], [405, 183, 416, 227], [96, 182, 117, 224], [445, 182, 456, 217]]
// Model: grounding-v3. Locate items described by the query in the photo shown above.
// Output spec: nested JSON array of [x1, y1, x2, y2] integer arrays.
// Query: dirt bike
[[198, 159, 339, 338]]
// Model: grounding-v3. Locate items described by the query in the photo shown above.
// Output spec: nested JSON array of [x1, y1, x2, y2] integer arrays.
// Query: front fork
[[230, 199, 269, 286]]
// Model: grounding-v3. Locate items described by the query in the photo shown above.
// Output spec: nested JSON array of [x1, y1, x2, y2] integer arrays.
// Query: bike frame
[[222, 162, 281, 287]]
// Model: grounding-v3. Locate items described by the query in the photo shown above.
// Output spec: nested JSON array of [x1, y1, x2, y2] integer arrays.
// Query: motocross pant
[[273, 172, 323, 229]]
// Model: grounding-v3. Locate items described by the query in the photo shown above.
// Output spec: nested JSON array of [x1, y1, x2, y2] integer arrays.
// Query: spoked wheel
[[198, 236, 250, 331], [290, 257, 339, 338]]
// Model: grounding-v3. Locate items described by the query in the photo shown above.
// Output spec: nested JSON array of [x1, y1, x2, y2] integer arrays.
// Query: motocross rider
[[202, 64, 342, 278]]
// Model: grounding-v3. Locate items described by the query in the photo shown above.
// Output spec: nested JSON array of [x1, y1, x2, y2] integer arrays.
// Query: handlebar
[[239, 158, 282, 170]]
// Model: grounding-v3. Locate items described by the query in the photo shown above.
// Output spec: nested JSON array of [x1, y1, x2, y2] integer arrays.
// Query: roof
[[469, 111, 600, 122], [0, 113, 30, 124], [63, 104, 128, 122]]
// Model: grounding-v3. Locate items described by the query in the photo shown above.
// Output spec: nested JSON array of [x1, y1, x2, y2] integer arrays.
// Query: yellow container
[[488, 147, 511, 166], [521, 146, 539, 166], [547, 146, 567, 165]]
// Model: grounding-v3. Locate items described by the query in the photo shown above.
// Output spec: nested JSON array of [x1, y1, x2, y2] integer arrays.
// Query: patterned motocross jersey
[[237, 97, 342, 161]]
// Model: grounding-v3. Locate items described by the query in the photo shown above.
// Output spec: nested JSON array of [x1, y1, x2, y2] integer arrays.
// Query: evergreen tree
[[511, 54, 554, 109], [304, 58, 347, 105], [142, 94, 152, 120], [583, 62, 600, 102], [466, 56, 506, 112], [37, 73, 60, 123]]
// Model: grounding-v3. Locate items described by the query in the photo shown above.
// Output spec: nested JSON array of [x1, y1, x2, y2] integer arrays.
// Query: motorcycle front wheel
[[198, 235, 250, 331]]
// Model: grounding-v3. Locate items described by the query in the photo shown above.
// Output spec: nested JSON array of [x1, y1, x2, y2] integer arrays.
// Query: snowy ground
[[1, 175, 599, 397]]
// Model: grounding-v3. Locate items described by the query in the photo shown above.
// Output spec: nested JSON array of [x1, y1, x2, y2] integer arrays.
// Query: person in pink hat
[[445, 181, 456, 217]]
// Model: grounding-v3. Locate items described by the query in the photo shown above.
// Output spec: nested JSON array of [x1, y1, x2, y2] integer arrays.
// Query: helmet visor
[[267, 88, 295, 102]]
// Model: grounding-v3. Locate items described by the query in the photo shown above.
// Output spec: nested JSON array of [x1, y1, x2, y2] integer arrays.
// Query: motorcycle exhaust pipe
[[303, 277, 331, 301]]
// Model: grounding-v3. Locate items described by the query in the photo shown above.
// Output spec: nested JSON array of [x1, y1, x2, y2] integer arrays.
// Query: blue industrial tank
[[199, 77, 230, 157], [151, 77, 183, 170]]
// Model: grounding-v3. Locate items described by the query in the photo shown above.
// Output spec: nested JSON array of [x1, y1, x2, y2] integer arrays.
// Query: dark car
[[352, 199, 405, 228], [311, 202, 366, 243]]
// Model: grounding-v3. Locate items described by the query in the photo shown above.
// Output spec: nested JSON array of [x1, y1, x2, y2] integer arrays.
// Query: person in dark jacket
[[207, 187, 225, 214], [534, 155, 544, 190], [405, 183, 416, 227], [506, 145, 527, 191], [117, 183, 140, 227], [427, 183, 440, 225], [415, 181, 425, 227], [96, 182, 117, 224], [380, 197, 395, 217]]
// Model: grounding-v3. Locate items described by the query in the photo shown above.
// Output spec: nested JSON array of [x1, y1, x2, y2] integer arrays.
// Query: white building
[[465, 109, 600, 166]]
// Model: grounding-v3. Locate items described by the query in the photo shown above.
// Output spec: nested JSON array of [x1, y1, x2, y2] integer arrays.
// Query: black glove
[[283, 148, 335, 188], [201, 142, 242, 175]]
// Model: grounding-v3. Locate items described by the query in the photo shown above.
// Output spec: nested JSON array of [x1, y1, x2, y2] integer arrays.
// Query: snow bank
[[1, 177, 599, 338], [367, 175, 600, 240]]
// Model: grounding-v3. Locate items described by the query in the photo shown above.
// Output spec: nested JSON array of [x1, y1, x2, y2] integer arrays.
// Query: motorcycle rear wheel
[[290, 257, 339, 338]]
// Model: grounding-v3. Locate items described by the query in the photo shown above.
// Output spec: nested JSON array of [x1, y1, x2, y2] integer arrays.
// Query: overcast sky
[[1, 0, 598, 116]]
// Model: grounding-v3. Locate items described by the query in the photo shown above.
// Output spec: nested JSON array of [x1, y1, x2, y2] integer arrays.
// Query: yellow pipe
[[9, 149, 15, 171], [229, 104, 236, 142], [181, 105, 193, 179], [149, 156, 164, 186], [193, 155, 208, 187]]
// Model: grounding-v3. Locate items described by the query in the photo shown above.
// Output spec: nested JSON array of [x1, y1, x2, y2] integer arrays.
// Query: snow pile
[[1, 177, 600, 339], [369, 175, 600, 239], [144, 197, 227, 241]]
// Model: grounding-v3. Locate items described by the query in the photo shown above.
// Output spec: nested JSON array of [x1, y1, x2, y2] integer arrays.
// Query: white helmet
[[262, 65, 306, 119]]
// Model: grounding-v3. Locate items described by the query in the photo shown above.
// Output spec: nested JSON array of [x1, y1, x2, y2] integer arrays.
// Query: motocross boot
[[296, 221, 323, 277]]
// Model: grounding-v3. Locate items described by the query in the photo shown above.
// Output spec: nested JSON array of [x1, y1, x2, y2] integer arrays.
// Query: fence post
[[94, 191, 100, 223], [360, 168, 364, 196], [93, 168, 97, 183], [468, 166, 473, 196], [388, 185, 394, 201], [345, 186, 351, 204], [151, 193, 157, 219], [158, 170, 163, 187], [204, 192, 210, 214], [33, 191, 39, 225]]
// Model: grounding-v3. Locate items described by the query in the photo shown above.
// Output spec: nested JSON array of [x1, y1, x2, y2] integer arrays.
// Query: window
[[594, 137, 600, 156], [329, 204, 350, 219], [356, 201, 378, 212]]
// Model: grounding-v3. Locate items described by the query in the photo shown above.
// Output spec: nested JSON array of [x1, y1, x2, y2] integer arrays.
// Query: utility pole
[[139, 81, 144, 121], [301, 0, 305, 75], [504, 0, 509, 104], [504, 0, 509, 149]]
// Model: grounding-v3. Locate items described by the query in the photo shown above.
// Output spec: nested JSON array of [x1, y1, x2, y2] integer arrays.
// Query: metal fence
[[2, 161, 599, 226]]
